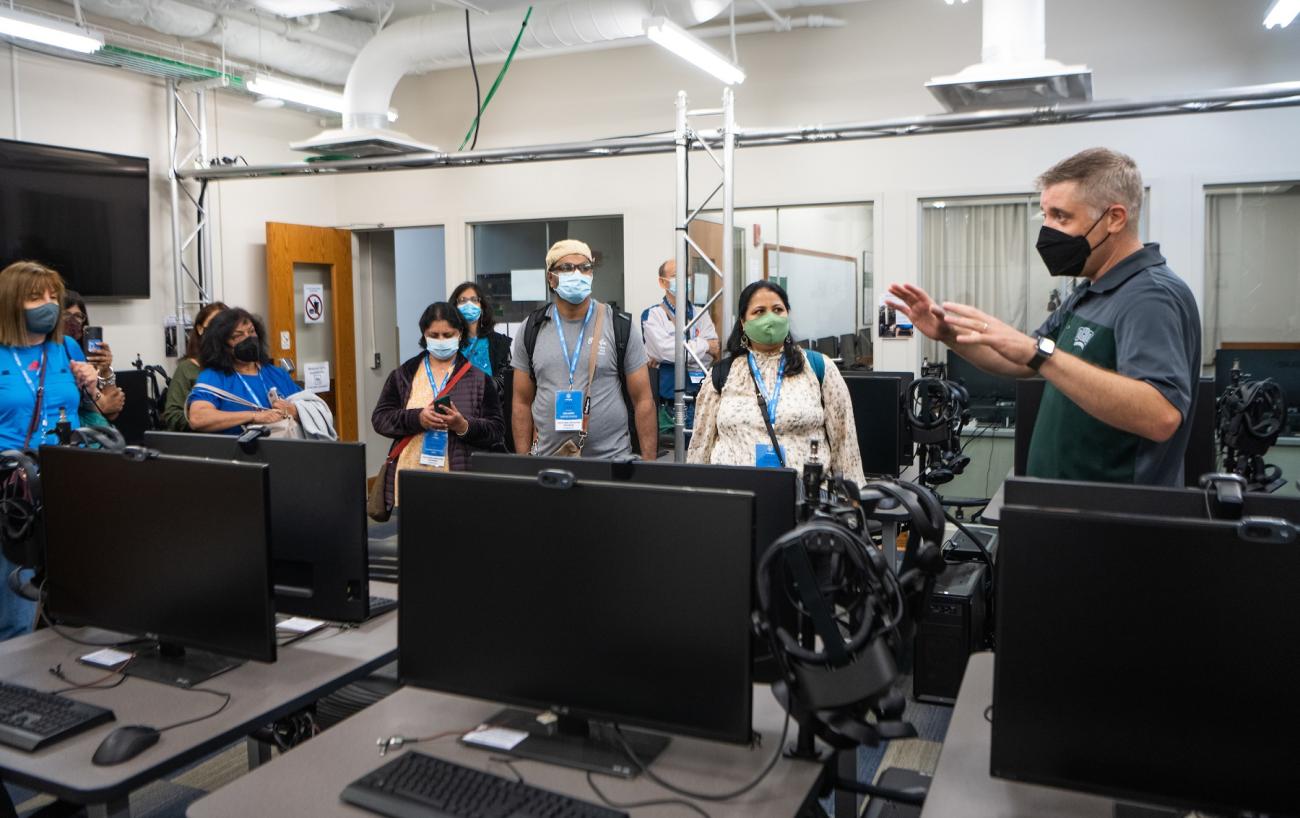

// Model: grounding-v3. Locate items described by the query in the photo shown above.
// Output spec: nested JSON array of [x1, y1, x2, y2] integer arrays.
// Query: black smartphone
[[83, 326, 104, 354], [433, 395, 453, 411]]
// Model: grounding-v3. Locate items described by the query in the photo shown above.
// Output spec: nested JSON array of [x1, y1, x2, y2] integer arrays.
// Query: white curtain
[[1204, 187, 1300, 366], [921, 202, 1030, 363]]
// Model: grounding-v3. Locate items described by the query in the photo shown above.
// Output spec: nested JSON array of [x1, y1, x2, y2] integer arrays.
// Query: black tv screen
[[0, 138, 150, 298]]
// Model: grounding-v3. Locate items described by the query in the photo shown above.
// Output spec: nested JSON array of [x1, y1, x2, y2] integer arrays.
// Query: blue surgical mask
[[25, 302, 60, 336], [458, 302, 482, 323], [554, 272, 593, 305], [426, 337, 460, 360], [662, 278, 677, 296]]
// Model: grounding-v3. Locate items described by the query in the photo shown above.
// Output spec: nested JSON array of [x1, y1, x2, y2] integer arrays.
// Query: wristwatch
[[1027, 335, 1056, 372]]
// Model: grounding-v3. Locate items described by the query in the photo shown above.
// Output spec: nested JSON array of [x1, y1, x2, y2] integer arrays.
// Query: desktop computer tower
[[913, 561, 988, 704]]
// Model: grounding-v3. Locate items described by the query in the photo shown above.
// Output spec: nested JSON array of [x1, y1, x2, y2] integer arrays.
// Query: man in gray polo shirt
[[511, 239, 658, 458], [889, 148, 1201, 486]]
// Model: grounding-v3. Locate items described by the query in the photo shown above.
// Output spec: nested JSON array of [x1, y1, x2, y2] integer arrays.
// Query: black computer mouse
[[92, 725, 160, 766]]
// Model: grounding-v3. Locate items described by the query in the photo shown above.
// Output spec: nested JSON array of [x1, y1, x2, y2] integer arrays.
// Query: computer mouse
[[92, 725, 160, 766]]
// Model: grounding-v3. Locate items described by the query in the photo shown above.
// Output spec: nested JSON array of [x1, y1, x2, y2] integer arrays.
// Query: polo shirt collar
[[1088, 243, 1165, 294]]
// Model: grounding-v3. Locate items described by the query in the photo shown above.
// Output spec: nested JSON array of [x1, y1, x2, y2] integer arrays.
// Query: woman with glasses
[[187, 307, 303, 434], [61, 290, 125, 424], [449, 282, 512, 395]]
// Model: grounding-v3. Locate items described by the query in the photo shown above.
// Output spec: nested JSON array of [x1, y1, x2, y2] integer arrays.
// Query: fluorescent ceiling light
[[0, 7, 103, 54], [645, 17, 745, 86], [246, 75, 398, 122], [1264, 0, 1300, 28]]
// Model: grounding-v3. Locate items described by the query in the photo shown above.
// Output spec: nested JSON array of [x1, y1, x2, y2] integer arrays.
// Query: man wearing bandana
[[889, 148, 1201, 486]]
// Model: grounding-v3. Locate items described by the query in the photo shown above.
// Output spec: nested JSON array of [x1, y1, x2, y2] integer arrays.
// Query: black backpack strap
[[711, 355, 735, 393], [612, 308, 639, 455], [521, 305, 552, 383]]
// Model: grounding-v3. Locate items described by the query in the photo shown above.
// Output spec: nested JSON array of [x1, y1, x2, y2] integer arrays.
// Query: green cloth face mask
[[744, 312, 789, 346]]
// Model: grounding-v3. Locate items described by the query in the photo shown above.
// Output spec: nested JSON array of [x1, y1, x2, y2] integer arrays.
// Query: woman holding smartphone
[[372, 302, 504, 502]]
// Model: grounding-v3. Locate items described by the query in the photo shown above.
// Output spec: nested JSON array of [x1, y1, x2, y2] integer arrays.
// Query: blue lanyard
[[10, 344, 47, 398], [662, 298, 699, 340], [236, 369, 268, 408], [747, 352, 785, 426], [553, 301, 595, 387], [422, 354, 455, 398]]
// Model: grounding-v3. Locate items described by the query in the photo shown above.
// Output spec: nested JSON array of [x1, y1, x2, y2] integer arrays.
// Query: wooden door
[[265, 222, 358, 441]]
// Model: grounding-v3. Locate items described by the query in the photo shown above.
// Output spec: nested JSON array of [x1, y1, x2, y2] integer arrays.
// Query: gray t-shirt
[[511, 301, 648, 458]]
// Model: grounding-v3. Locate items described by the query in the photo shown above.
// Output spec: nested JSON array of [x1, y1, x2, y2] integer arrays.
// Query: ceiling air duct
[[926, 0, 1090, 112]]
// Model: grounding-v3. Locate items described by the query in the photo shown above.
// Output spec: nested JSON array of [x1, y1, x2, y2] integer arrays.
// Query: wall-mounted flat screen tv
[[0, 138, 150, 299]]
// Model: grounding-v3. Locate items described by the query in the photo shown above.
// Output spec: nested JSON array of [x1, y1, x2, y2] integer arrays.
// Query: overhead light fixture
[[644, 17, 745, 86], [943, 0, 971, 4], [1264, 0, 1300, 28], [0, 7, 103, 54], [246, 75, 398, 122]]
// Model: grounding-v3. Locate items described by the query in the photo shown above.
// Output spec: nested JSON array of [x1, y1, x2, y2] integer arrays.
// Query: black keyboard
[[0, 680, 115, 752], [341, 751, 627, 818], [369, 595, 398, 618]]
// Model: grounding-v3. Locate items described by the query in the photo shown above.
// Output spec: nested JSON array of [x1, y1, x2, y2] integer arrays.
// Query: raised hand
[[886, 283, 955, 343]]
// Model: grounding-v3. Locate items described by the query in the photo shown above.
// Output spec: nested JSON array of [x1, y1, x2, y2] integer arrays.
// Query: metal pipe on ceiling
[[179, 79, 1300, 181]]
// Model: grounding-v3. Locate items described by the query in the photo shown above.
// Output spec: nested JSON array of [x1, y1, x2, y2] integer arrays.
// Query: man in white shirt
[[640, 260, 720, 427]]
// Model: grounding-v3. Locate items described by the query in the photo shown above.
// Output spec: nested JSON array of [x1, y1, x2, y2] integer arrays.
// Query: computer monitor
[[398, 470, 755, 776], [110, 369, 154, 444], [1014, 377, 1216, 488], [42, 446, 275, 687], [815, 336, 839, 358], [1001, 475, 1300, 521], [946, 350, 1015, 424], [842, 370, 914, 470], [992, 504, 1300, 815], [144, 432, 371, 622], [1215, 348, 1300, 435], [839, 333, 858, 363], [466, 452, 615, 481]]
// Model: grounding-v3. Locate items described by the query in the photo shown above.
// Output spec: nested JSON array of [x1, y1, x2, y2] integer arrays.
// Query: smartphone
[[433, 395, 453, 411], [83, 326, 104, 355]]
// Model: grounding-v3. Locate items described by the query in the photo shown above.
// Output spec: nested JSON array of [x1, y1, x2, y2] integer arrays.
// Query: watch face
[[1038, 337, 1056, 355]]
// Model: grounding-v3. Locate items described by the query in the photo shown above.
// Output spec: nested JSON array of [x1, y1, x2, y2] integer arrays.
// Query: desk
[[0, 583, 397, 818], [920, 653, 1113, 817], [186, 685, 825, 818]]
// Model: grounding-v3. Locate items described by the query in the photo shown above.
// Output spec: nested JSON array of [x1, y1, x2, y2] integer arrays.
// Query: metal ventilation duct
[[926, 0, 1091, 112]]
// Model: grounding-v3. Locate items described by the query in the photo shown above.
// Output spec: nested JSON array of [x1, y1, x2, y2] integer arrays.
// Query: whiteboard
[[764, 246, 857, 341]]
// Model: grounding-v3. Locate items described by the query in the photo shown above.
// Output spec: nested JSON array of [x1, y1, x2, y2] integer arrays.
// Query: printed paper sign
[[303, 361, 330, 393], [303, 284, 325, 324]]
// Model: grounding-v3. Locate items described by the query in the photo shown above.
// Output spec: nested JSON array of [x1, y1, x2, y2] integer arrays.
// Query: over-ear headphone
[[1, 449, 44, 602]]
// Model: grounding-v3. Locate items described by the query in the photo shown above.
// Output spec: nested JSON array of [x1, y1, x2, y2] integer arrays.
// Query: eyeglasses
[[549, 262, 594, 274], [230, 329, 258, 343], [456, 295, 482, 305], [62, 312, 87, 325]]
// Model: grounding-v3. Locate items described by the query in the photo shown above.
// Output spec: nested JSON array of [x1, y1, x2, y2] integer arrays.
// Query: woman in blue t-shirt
[[0, 261, 98, 641], [187, 308, 303, 435]]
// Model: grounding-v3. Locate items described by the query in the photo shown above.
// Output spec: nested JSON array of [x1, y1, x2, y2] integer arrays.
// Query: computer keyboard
[[369, 595, 398, 618], [341, 751, 627, 818], [0, 680, 115, 752]]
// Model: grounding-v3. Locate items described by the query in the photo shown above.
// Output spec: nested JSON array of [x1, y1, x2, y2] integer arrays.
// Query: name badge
[[555, 389, 584, 431], [688, 369, 706, 385], [420, 430, 449, 468], [755, 443, 786, 468]]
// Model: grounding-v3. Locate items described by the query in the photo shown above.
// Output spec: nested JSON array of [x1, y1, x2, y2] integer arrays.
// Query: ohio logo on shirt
[[1073, 326, 1095, 351]]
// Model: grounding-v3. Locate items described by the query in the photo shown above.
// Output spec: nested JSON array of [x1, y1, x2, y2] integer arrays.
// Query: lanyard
[[10, 345, 46, 398], [236, 369, 268, 408], [662, 298, 699, 339], [553, 301, 595, 387], [422, 354, 455, 398], [747, 352, 785, 426]]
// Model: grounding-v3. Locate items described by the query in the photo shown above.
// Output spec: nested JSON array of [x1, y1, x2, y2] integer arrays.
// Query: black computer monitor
[[1002, 475, 1300, 521], [839, 333, 858, 363], [42, 446, 275, 687], [946, 350, 1015, 424], [467, 452, 615, 481], [815, 336, 839, 358], [1215, 348, 1300, 435], [110, 369, 154, 444], [1014, 377, 1216, 488], [144, 432, 371, 622], [843, 370, 914, 470], [992, 504, 1300, 815], [398, 470, 754, 776]]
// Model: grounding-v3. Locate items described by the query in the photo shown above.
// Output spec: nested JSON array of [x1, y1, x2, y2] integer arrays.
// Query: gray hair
[[1036, 148, 1143, 234]]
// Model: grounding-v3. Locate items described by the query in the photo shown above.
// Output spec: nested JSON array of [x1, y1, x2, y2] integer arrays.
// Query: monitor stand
[[472, 708, 670, 779], [123, 641, 245, 688]]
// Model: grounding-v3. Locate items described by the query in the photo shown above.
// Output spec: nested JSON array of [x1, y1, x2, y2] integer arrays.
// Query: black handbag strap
[[746, 354, 786, 468]]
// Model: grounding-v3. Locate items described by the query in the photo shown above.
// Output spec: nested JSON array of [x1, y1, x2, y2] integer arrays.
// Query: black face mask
[[232, 337, 261, 363], [1036, 209, 1112, 277]]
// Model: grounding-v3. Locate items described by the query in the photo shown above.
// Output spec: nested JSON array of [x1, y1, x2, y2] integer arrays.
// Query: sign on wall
[[303, 284, 325, 324]]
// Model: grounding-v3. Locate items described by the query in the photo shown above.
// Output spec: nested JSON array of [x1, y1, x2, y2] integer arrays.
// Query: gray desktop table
[[186, 685, 826, 818], [920, 652, 1114, 817], [0, 583, 397, 818]]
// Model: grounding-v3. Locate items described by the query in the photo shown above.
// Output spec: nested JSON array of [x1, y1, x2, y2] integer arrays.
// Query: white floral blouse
[[688, 347, 866, 486]]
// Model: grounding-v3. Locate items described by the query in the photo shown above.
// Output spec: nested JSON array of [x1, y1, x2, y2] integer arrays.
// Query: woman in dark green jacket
[[162, 301, 226, 431]]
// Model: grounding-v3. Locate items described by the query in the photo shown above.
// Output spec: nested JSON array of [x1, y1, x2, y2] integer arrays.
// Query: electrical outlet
[[372, 352, 382, 370]]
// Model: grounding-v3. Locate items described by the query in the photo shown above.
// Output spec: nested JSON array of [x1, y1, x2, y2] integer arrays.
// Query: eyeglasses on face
[[62, 311, 87, 324], [456, 295, 482, 305], [549, 262, 594, 274]]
